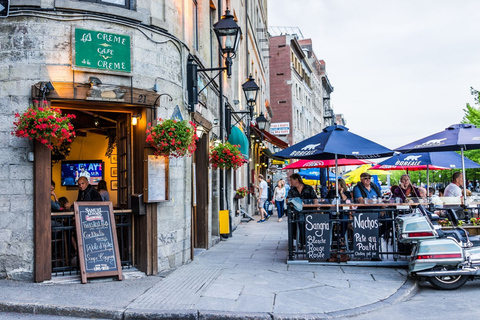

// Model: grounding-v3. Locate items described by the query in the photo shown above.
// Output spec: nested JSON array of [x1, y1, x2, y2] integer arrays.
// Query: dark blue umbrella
[[275, 125, 393, 211], [396, 124, 480, 199], [274, 125, 393, 160], [372, 152, 480, 170], [395, 124, 480, 153]]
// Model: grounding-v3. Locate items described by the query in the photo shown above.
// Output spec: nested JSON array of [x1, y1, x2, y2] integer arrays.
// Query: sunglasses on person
[[362, 176, 371, 180]]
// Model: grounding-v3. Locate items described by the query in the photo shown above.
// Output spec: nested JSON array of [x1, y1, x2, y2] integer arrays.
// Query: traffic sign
[[0, 0, 9, 17]]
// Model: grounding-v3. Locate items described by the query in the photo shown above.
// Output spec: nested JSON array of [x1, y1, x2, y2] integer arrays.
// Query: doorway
[[34, 100, 156, 282]]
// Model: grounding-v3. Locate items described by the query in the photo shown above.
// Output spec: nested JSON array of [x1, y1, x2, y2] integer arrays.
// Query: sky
[[267, 0, 480, 150]]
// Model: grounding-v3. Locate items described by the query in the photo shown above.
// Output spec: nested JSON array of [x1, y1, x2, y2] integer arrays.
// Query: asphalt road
[[350, 279, 480, 319]]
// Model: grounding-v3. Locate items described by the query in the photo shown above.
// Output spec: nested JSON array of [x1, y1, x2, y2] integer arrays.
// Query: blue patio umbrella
[[396, 123, 480, 199], [274, 124, 393, 161], [274, 124, 393, 211], [372, 152, 480, 170], [298, 168, 340, 181]]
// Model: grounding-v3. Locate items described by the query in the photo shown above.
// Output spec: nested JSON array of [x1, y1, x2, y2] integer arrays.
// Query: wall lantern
[[131, 113, 142, 126], [242, 74, 259, 109], [256, 113, 268, 131], [196, 126, 205, 139]]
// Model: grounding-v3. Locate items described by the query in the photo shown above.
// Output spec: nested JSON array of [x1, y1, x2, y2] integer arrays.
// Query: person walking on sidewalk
[[273, 180, 286, 222], [266, 177, 274, 217], [257, 174, 269, 223]]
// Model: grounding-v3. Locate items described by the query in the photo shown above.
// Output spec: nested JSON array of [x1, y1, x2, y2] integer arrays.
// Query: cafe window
[[78, 0, 134, 9]]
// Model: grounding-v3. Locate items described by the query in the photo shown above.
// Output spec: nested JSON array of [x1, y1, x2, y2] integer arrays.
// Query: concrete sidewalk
[[0, 217, 417, 319]]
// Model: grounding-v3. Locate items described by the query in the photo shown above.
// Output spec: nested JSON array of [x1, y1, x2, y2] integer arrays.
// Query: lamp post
[[186, 9, 242, 213]]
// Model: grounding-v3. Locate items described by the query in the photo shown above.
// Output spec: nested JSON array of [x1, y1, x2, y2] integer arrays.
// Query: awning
[[250, 124, 288, 149], [228, 126, 249, 157], [261, 148, 287, 161]]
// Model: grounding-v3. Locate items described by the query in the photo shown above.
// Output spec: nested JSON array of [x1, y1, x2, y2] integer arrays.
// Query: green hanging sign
[[73, 28, 132, 74]]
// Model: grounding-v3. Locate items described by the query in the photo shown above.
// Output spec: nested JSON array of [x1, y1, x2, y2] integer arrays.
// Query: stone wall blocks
[[40, 65, 73, 81], [2, 180, 26, 195], [9, 165, 33, 181], [0, 165, 9, 180], [9, 65, 42, 81]]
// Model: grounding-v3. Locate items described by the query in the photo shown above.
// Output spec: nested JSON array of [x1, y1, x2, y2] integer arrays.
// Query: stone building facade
[[0, 0, 269, 281]]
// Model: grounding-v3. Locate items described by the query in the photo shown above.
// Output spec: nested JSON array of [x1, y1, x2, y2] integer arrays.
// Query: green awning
[[228, 126, 249, 157]]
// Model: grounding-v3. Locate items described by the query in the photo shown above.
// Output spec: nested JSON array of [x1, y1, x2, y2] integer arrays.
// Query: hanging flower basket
[[12, 100, 76, 149], [235, 187, 249, 199], [209, 142, 247, 170], [146, 118, 198, 157]]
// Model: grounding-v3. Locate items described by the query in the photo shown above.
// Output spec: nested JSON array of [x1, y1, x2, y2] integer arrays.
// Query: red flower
[[12, 102, 76, 148], [145, 118, 197, 158], [209, 142, 246, 170]]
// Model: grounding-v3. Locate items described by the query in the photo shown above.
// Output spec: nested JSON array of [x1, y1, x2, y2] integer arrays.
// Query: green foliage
[[462, 87, 480, 172]]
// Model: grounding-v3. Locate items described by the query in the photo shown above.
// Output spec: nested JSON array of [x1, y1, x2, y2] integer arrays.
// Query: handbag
[[268, 203, 274, 212]]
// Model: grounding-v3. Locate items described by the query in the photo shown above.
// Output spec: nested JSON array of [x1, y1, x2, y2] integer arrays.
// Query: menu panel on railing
[[353, 212, 379, 260], [305, 213, 331, 260], [74, 202, 122, 283]]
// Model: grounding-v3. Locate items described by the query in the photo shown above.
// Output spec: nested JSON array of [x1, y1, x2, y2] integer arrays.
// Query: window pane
[[101, 0, 127, 5]]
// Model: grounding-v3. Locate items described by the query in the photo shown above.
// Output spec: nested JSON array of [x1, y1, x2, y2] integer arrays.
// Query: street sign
[[0, 0, 9, 17]]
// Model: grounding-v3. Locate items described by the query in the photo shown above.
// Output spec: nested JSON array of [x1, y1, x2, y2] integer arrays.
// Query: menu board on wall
[[305, 214, 331, 260], [144, 149, 169, 202], [353, 212, 379, 260], [73, 28, 132, 75], [74, 202, 123, 284]]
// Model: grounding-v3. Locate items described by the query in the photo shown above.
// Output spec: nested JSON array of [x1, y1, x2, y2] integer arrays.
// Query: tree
[[462, 87, 480, 164]]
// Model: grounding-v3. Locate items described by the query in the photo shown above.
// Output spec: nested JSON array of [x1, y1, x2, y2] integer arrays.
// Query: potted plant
[[235, 187, 249, 199], [209, 142, 247, 170], [12, 100, 76, 149], [146, 118, 198, 157]]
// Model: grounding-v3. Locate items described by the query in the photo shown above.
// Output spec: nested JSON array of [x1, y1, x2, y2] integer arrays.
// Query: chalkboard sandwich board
[[74, 202, 123, 284], [353, 212, 379, 260], [305, 213, 331, 261]]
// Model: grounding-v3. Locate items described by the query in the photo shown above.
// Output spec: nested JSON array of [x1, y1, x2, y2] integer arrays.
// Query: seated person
[[417, 187, 428, 202], [51, 180, 61, 211], [287, 173, 318, 204], [77, 176, 103, 201], [58, 196, 72, 211], [429, 187, 443, 207], [326, 178, 352, 204], [392, 174, 420, 202], [97, 180, 110, 201], [352, 173, 382, 204]]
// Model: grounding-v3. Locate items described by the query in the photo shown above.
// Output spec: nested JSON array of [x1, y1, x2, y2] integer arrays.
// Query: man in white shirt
[[444, 172, 463, 198], [257, 174, 269, 223]]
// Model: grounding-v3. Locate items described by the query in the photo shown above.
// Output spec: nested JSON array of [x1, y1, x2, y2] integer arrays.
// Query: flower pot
[[234, 194, 244, 199]]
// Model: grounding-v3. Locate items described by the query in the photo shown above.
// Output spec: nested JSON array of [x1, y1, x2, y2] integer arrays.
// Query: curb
[[0, 301, 124, 320], [0, 278, 419, 320]]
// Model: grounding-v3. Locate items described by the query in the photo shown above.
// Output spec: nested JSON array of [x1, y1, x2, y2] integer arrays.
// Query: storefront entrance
[[33, 82, 160, 282]]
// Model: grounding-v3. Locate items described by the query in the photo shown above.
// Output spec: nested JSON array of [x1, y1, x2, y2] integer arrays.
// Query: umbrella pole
[[462, 148, 467, 202], [335, 154, 339, 215], [427, 165, 430, 198]]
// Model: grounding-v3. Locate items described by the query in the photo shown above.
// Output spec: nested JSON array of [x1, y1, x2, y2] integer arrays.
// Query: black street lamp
[[213, 9, 242, 57], [256, 113, 268, 131], [187, 9, 242, 111], [242, 74, 260, 116]]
